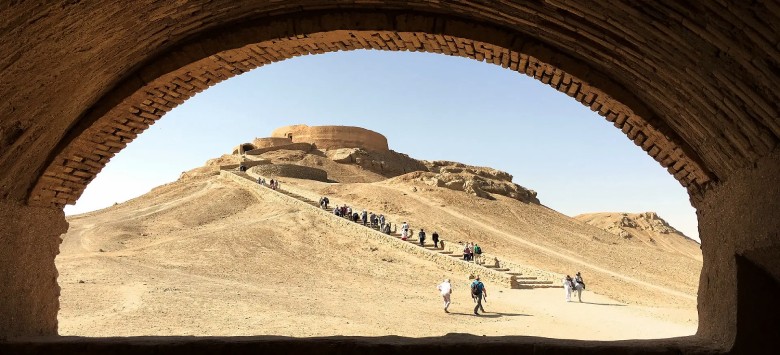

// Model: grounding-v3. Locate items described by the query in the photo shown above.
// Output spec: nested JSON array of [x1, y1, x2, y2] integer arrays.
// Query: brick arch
[[0, 1, 778, 352], [27, 13, 714, 208]]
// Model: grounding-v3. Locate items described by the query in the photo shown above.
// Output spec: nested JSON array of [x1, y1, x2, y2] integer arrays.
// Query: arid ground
[[58, 151, 701, 340]]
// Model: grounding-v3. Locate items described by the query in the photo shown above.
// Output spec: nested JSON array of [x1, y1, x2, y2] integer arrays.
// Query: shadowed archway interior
[[0, 1, 777, 354]]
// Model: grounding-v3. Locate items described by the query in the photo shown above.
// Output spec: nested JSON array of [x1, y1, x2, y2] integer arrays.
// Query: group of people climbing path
[[329, 202, 396, 234], [256, 176, 280, 190], [250, 174, 589, 313], [461, 242, 484, 264]]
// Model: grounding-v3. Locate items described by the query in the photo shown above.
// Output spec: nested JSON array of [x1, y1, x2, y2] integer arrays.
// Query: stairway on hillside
[[230, 171, 562, 289]]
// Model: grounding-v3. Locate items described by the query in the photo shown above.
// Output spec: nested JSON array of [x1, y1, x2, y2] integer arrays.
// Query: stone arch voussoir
[[27, 13, 714, 208]]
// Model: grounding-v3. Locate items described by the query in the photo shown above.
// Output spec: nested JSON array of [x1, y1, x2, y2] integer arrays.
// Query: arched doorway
[[0, 2, 777, 354]]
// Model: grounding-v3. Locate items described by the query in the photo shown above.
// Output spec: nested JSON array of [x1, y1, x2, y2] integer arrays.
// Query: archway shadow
[[578, 301, 626, 307], [448, 312, 531, 318]]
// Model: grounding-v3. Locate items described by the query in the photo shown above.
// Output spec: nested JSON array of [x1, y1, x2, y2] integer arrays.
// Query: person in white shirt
[[563, 275, 574, 302], [437, 278, 453, 313]]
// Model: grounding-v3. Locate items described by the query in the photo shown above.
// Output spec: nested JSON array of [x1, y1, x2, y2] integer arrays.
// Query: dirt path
[[385, 184, 696, 301]]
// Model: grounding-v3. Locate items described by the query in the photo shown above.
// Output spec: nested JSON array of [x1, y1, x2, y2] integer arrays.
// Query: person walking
[[437, 278, 453, 313], [463, 243, 471, 261], [468, 242, 475, 262], [470, 276, 487, 315], [361, 209, 368, 226], [323, 196, 329, 209], [401, 222, 409, 240], [574, 272, 586, 302], [432, 231, 440, 249], [563, 275, 574, 302], [473, 243, 483, 264], [418, 229, 426, 246]]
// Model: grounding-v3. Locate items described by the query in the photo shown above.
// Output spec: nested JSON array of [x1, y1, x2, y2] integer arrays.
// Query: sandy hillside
[[574, 212, 702, 261], [58, 174, 698, 339], [58, 142, 701, 339]]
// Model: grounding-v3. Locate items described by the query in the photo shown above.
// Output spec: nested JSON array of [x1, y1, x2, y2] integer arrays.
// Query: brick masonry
[[0, 4, 778, 350], [25, 27, 713, 207]]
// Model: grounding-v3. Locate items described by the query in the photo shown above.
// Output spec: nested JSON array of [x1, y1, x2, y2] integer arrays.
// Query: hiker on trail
[[473, 243, 483, 265], [463, 243, 471, 261], [418, 229, 426, 246], [333, 205, 341, 217], [346, 206, 352, 217], [468, 242, 475, 261], [369, 212, 376, 228], [379, 214, 386, 229], [269, 179, 275, 188], [401, 222, 409, 240], [432, 231, 440, 249], [437, 278, 453, 313], [257, 176, 262, 185], [352, 212, 360, 223], [319, 197, 325, 209], [563, 275, 575, 302], [471, 276, 487, 315], [239, 163, 246, 172], [361, 210, 368, 225], [323, 197, 329, 209], [574, 272, 586, 302]]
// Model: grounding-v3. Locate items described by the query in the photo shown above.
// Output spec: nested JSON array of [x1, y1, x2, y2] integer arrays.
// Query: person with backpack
[[463, 243, 471, 261], [418, 229, 426, 246], [432, 231, 440, 249], [323, 196, 329, 209], [361, 209, 368, 225], [574, 272, 586, 302], [470, 276, 487, 315], [437, 278, 453, 313], [473, 243, 483, 264]]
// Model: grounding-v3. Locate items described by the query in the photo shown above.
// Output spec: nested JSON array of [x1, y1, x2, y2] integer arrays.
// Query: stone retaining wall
[[245, 143, 313, 156], [247, 164, 328, 182]]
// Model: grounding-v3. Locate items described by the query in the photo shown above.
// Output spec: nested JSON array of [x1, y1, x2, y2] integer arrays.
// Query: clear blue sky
[[64, 50, 699, 240]]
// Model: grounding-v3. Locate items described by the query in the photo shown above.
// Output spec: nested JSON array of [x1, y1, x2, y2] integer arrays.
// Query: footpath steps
[[226, 171, 562, 289]]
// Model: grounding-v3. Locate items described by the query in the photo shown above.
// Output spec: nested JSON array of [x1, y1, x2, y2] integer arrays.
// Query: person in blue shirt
[[470, 276, 487, 315]]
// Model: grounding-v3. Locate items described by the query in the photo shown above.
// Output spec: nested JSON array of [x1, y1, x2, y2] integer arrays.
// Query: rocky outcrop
[[326, 148, 428, 177], [423, 161, 539, 203], [391, 162, 540, 204], [576, 212, 690, 240]]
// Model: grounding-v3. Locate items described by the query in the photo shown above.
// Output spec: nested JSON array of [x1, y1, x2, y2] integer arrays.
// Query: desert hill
[[57, 125, 701, 338], [574, 212, 702, 261]]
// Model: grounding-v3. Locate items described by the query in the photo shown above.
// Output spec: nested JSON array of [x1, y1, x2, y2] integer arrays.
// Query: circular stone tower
[[270, 124, 389, 151]]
